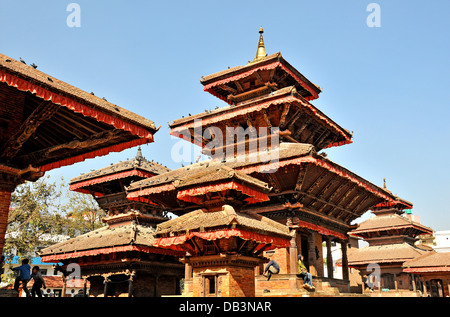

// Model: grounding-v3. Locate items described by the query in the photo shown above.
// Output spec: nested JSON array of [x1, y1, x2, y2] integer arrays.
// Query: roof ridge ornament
[[135, 145, 145, 164], [249, 26, 267, 64]]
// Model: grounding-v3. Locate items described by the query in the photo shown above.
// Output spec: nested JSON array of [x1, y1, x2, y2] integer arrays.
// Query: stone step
[[256, 275, 342, 297]]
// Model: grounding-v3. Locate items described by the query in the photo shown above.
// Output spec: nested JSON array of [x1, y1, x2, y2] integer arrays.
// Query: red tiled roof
[[347, 243, 431, 266], [403, 251, 450, 272]]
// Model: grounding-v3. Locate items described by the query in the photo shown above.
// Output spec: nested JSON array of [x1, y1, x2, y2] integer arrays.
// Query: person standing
[[12, 259, 31, 297], [30, 266, 46, 297]]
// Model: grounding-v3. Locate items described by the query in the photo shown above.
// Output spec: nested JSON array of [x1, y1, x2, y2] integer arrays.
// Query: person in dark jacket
[[30, 266, 46, 297], [263, 256, 280, 281]]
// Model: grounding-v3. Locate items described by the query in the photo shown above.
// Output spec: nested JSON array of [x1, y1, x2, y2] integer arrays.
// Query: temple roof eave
[[168, 86, 352, 148], [0, 53, 157, 133], [199, 52, 321, 98], [38, 222, 156, 257], [346, 243, 431, 267], [69, 158, 171, 187], [0, 53, 159, 174], [350, 213, 434, 237], [125, 143, 399, 227]]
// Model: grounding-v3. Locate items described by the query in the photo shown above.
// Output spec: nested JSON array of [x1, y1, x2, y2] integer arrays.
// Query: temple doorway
[[300, 234, 310, 269], [429, 279, 444, 297]]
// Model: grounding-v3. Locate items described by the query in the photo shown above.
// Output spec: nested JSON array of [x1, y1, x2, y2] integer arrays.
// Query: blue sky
[[1, 1, 449, 230]]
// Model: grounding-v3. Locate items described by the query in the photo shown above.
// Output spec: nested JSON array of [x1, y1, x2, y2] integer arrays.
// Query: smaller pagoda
[[39, 148, 185, 297], [348, 189, 433, 295], [141, 166, 292, 297], [69, 146, 171, 226]]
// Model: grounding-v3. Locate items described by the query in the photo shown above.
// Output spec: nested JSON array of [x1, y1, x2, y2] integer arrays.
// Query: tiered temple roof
[[403, 252, 450, 274], [154, 204, 292, 256], [346, 243, 430, 267], [158, 28, 410, 244], [40, 219, 182, 263], [200, 52, 321, 103], [350, 212, 433, 243], [0, 52, 159, 261], [127, 142, 397, 239], [40, 148, 174, 262], [0, 53, 157, 173], [348, 192, 433, 268], [69, 146, 170, 197]]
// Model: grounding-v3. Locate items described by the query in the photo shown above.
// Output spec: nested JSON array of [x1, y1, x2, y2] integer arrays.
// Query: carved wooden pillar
[[411, 274, 417, 291], [340, 239, 349, 281], [128, 273, 134, 297], [61, 275, 67, 297], [307, 232, 317, 276], [83, 277, 88, 297], [394, 273, 398, 291], [103, 276, 110, 297], [154, 274, 160, 297], [185, 262, 193, 280], [288, 230, 298, 274], [325, 237, 334, 279], [423, 279, 428, 296]]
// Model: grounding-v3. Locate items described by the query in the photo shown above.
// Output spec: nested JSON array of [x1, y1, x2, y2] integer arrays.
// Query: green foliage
[[4, 175, 106, 259]]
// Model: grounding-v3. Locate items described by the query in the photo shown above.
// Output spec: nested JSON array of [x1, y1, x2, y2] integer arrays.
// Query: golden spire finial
[[252, 26, 267, 63], [383, 178, 387, 189]]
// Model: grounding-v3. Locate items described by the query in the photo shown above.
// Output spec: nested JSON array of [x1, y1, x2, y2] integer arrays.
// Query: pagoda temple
[[150, 165, 292, 297], [348, 190, 434, 296], [126, 28, 409, 295], [39, 148, 185, 297], [0, 53, 158, 262]]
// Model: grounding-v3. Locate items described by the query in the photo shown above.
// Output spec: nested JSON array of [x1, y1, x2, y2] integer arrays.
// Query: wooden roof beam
[[297, 190, 360, 219], [293, 118, 311, 140], [1, 101, 59, 161], [55, 108, 104, 135], [294, 165, 308, 192], [285, 109, 302, 131], [221, 84, 237, 94], [278, 103, 291, 130], [266, 173, 282, 194], [234, 81, 244, 93], [328, 185, 358, 218], [309, 175, 338, 209], [48, 116, 88, 140], [261, 109, 272, 130], [254, 69, 264, 84], [18, 129, 125, 164]]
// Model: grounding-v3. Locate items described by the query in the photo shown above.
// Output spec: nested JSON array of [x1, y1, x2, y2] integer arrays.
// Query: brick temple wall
[[0, 186, 14, 257], [192, 265, 256, 297]]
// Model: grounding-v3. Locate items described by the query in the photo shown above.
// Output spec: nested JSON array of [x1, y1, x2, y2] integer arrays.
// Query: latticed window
[[204, 275, 217, 296]]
